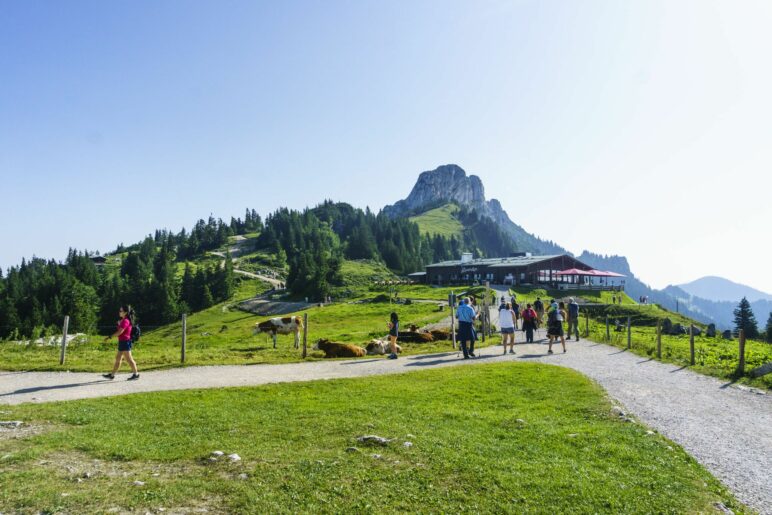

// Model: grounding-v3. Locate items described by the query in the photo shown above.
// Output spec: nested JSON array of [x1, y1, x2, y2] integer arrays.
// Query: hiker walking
[[534, 297, 544, 327], [512, 302, 521, 329], [499, 302, 516, 354], [456, 298, 478, 359], [547, 300, 567, 354], [387, 312, 399, 359], [522, 303, 537, 343], [103, 305, 140, 380], [567, 297, 580, 341]]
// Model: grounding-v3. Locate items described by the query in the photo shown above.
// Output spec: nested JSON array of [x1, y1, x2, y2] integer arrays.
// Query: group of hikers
[[453, 295, 581, 359], [102, 294, 582, 374]]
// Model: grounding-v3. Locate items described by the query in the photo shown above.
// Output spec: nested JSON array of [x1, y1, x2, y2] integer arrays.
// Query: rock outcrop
[[381, 164, 565, 255]]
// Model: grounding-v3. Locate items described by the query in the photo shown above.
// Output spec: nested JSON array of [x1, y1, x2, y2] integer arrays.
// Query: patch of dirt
[[5, 450, 231, 513], [0, 421, 52, 441], [237, 298, 312, 316]]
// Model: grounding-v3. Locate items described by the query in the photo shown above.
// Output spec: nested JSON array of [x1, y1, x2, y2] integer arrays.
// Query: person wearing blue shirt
[[456, 298, 478, 359]]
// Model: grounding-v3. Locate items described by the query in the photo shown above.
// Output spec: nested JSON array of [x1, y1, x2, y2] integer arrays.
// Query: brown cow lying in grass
[[429, 329, 451, 341], [398, 331, 434, 343], [313, 339, 367, 358], [365, 339, 402, 355]]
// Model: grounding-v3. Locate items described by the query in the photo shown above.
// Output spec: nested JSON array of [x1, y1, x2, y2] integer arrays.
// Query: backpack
[[130, 324, 141, 342], [548, 309, 558, 323], [569, 302, 579, 318]]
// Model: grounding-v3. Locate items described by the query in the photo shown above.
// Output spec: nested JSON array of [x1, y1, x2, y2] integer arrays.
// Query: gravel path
[[1, 336, 769, 513]]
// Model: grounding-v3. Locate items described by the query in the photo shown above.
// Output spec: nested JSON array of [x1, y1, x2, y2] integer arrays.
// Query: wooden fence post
[[605, 315, 610, 341], [59, 315, 70, 365], [689, 324, 695, 366], [656, 318, 662, 359], [181, 313, 187, 363], [626, 316, 631, 350], [302, 312, 308, 358], [738, 329, 746, 375], [450, 292, 457, 350]]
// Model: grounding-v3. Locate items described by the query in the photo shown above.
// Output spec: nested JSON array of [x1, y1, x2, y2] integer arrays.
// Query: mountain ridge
[[677, 276, 772, 303], [382, 164, 565, 255]]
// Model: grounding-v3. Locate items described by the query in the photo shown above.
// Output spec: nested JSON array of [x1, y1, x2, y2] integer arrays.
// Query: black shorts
[[118, 339, 133, 352], [547, 322, 564, 337]]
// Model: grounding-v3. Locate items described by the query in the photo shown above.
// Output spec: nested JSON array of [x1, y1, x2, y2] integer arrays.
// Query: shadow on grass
[[228, 347, 270, 353]]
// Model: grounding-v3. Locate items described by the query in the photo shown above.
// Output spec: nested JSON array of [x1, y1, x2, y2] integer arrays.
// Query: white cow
[[253, 316, 304, 349]]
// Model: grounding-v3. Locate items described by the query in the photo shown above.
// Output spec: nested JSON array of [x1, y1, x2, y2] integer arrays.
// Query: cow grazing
[[313, 339, 367, 358], [365, 339, 402, 355], [253, 316, 304, 349]]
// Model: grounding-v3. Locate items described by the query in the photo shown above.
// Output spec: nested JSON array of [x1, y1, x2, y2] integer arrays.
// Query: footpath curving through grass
[[505, 287, 772, 389], [0, 362, 743, 514]]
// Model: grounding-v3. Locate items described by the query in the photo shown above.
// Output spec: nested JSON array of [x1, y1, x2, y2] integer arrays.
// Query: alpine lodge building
[[419, 253, 625, 290]]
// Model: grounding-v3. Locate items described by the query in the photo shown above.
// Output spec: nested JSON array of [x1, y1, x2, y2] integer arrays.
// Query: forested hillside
[[0, 201, 513, 339]]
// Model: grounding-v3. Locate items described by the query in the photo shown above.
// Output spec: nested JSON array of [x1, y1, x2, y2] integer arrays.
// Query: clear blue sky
[[1, 0, 771, 292]]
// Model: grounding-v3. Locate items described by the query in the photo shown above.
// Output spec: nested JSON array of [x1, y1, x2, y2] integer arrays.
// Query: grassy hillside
[[408, 203, 463, 238], [0, 274, 462, 372], [0, 363, 742, 514]]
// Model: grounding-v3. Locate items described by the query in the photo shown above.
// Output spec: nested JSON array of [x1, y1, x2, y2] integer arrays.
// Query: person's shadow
[[0, 379, 113, 397]]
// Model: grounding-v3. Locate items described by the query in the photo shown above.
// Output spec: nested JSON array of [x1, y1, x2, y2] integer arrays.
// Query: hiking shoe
[[387, 353, 397, 360], [102, 373, 115, 380], [509, 349, 515, 354], [127, 373, 140, 381], [548, 349, 554, 354], [469, 352, 476, 357]]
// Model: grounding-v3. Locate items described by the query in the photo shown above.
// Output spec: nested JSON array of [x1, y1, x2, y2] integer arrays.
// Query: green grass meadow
[[408, 204, 464, 238], [0, 362, 743, 514], [0, 278, 465, 373]]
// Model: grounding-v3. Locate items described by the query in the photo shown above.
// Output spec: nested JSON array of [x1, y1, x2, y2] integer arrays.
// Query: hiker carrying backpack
[[130, 323, 141, 344]]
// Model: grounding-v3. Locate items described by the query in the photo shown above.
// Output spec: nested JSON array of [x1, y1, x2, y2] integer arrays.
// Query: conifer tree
[[733, 297, 759, 339], [201, 284, 215, 309], [180, 263, 195, 313], [765, 312, 772, 344]]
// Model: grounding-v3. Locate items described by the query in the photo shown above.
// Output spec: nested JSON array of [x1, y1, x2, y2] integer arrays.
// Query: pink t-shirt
[[118, 318, 132, 341]]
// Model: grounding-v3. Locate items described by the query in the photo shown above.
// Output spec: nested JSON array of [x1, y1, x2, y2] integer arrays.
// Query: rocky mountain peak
[[382, 164, 487, 217], [381, 164, 566, 256]]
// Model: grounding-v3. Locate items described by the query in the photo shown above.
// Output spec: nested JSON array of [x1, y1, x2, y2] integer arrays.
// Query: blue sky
[[1, 0, 771, 292]]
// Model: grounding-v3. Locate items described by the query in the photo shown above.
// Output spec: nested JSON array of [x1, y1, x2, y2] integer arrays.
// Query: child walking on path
[[103, 305, 140, 380], [387, 312, 400, 359]]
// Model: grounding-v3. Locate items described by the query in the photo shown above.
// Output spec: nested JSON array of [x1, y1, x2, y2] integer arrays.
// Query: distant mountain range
[[677, 276, 772, 303], [382, 164, 771, 330]]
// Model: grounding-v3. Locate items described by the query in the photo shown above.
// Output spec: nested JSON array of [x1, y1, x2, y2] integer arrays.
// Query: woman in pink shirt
[[102, 305, 139, 380]]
